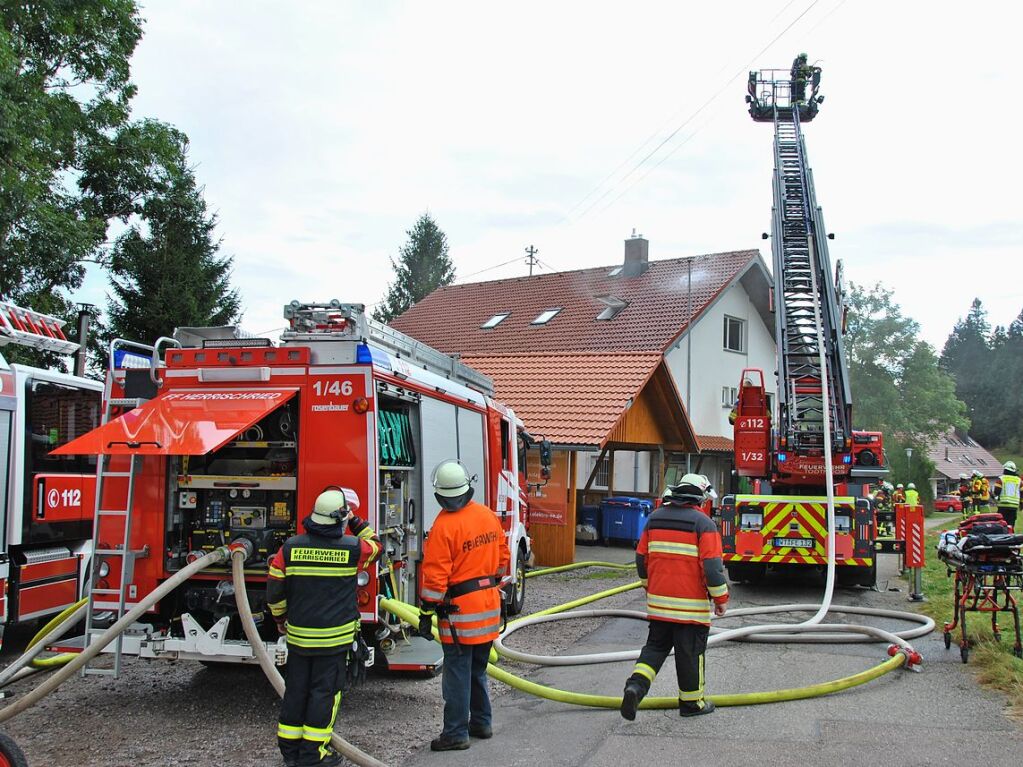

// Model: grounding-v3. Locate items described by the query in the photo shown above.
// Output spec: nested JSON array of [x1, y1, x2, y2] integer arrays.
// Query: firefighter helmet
[[972, 469, 983, 478], [432, 460, 475, 511], [1005, 461, 1018, 474], [664, 473, 711, 505], [959, 473, 969, 480], [896, 483, 904, 489], [907, 483, 916, 490], [312, 489, 351, 525]]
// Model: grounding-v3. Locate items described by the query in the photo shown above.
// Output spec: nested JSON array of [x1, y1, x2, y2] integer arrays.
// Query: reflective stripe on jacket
[[420, 500, 510, 645], [636, 502, 728, 626], [266, 515, 381, 656]]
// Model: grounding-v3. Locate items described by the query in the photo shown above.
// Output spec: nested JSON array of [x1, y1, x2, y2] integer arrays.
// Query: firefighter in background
[[892, 483, 906, 505], [872, 481, 894, 537], [972, 470, 991, 513], [958, 473, 973, 517], [267, 488, 381, 767], [620, 474, 728, 720], [995, 461, 1021, 530], [905, 483, 920, 507], [419, 460, 510, 752]]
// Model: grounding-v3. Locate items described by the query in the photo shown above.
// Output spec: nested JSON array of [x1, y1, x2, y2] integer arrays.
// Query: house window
[[590, 453, 610, 490], [723, 315, 745, 352], [607, 266, 623, 277], [532, 308, 562, 325], [721, 386, 738, 408], [596, 297, 628, 321], [481, 313, 509, 329]]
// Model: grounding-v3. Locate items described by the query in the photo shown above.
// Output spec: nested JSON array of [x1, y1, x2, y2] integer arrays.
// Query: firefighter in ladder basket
[[267, 488, 382, 767], [418, 460, 510, 751], [620, 473, 729, 720]]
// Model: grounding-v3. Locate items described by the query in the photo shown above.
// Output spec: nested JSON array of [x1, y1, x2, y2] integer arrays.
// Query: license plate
[[773, 537, 814, 549]]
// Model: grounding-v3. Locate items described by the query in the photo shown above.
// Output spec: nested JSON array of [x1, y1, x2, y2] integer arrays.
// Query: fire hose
[[0, 598, 89, 691], [0, 546, 232, 725], [229, 543, 388, 767]]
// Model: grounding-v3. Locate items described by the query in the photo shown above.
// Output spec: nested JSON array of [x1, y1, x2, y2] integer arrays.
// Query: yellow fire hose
[[26, 597, 89, 669]]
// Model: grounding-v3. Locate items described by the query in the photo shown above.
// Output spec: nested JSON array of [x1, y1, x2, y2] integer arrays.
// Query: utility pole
[[525, 245, 539, 276]]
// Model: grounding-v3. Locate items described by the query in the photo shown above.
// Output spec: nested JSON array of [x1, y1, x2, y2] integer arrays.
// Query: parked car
[[934, 494, 963, 513]]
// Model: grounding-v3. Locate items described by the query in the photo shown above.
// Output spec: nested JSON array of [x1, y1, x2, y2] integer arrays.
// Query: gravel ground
[[0, 563, 639, 767]]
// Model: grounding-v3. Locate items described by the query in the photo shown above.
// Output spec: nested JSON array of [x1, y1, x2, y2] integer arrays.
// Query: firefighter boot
[[430, 735, 471, 751], [620, 677, 648, 721], [679, 698, 715, 717]]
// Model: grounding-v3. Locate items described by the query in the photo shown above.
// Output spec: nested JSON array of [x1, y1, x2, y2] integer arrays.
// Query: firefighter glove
[[418, 610, 436, 640], [347, 515, 368, 536]]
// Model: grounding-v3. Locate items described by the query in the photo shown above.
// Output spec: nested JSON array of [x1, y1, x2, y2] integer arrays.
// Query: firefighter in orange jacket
[[267, 488, 381, 767], [621, 473, 729, 720], [418, 460, 510, 752]]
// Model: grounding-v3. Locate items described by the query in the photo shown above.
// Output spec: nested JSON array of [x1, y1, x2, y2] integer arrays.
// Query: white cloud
[[74, 0, 1022, 350]]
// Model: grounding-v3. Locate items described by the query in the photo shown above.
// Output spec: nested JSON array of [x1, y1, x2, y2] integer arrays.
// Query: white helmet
[[665, 473, 711, 505], [907, 483, 916, 490], [432, 460, 475, 510], [1006, 461, 1018, 474], [972, 469, 983, 478], [896, 483, 904, 489], [311, 488, 359, 525], [959, 473, 968, 480]]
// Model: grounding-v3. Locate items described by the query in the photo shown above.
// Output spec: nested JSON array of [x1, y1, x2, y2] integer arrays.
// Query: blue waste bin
[[600, 496, 654, 545], [577, 505, 602, 545]]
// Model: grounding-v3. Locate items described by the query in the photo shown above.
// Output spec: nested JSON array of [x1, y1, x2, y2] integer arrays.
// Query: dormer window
[[481, 313, 510, 329], [531, 308, 562, 325]]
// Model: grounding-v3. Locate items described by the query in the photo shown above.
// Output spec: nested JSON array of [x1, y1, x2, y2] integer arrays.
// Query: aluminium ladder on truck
[[758, 81, 852, 455], [81, 340, 156, 677]]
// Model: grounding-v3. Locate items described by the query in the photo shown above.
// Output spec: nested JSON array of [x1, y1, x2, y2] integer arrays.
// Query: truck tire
[[726, 563, 766, 583], [0, 733, 28, 767], [505, 547, 527, 616], [837, 562, 876, 588]]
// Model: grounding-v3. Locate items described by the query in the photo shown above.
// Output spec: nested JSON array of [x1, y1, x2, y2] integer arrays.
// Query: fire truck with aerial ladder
[[719, 63, 890, 587], [49, 300, 538, 676], [0, 301, 104, 650]]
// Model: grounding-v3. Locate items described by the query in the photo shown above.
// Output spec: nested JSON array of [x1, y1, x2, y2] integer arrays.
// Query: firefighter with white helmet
[[419, 460, 510, 751], [958, 473, 972, 517], [892, 483, 906, 505], [905, 482, 920, 507], [267, 488, 381, 767], [995, 461, 1021, 530], [620, 473, 729, 721]]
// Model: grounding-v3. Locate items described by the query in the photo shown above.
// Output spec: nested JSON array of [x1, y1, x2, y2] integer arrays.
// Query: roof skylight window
[[607, 266, 623, 277], [595, 295, 628, 321], [481, 313, 510, 329], [531, 308, 562, 325]]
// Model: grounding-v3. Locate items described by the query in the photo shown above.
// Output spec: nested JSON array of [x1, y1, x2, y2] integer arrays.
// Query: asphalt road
[[413, 537, 1023, 767]]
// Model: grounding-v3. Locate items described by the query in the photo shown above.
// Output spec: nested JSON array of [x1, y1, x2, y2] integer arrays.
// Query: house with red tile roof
[[392, 235, 775, 564], [927, 430, 1006, 496]]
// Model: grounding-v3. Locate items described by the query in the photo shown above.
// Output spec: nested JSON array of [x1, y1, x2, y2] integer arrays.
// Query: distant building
[[392, 235, 775, 564], [927, 430, 1004, 496]]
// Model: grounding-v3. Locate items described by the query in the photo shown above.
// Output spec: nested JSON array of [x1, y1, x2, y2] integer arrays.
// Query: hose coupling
[[228, 538, 255, 560], [887, 644, 923, 672]]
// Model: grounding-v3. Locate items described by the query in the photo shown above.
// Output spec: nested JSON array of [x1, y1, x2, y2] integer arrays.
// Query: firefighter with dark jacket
[[266, 488, 381, 767], [620, 473, 729, 720], [418, 460, 510, 752]]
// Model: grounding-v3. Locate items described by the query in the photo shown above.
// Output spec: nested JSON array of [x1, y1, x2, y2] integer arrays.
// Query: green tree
[[940, 299, 1002, 446], [0, 1, 184, 369], [845, 283, 968, 501], [374, 213, 455, 323], [106, 167, 241, 344]]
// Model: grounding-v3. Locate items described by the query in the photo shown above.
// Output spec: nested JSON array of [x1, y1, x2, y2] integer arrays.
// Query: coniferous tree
[[106, 169, 241, 344], [940, 299, 1001, 446], [374, 214, 455, 323]]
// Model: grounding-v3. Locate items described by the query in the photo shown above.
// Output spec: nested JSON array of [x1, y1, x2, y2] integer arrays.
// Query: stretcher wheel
[[0, 733, 28, 767], [943, 632, 951, 649], [960, 646, 970, 663]]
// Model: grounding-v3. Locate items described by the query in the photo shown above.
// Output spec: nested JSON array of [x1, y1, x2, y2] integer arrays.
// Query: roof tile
[[392, 250, 758, 355]]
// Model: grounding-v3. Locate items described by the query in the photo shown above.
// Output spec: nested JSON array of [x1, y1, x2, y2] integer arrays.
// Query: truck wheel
[[505, 548, 527, 616], [0, 733, 28, 767]]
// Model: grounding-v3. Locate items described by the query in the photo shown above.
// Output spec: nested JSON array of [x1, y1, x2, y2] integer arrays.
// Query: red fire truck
[[0, 301, 104, 649], [54, 301, 534, 675], [719, 67, 888, 587]]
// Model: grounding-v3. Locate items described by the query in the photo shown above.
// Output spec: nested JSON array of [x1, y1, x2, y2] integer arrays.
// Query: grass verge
[[911, 526, 1023, 718]]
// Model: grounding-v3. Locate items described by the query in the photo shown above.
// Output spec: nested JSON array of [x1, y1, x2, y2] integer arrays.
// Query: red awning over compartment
[[52, 387, 298, 456]]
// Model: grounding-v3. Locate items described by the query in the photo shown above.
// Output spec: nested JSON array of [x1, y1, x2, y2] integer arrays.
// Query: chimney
[[623, 230, 649, 277]]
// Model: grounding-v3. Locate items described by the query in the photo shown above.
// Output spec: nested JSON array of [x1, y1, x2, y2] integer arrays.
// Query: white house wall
[[574, 450, 651, 494], [664, 282, 776, 438]]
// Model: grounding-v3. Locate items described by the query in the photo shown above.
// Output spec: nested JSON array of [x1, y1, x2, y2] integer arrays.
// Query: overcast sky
[[76, 0, 1022, 349]]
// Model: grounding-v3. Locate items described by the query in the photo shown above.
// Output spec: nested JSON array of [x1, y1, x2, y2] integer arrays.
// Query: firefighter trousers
[[628, 619, 710, 709], [278, 651, 347, 766]]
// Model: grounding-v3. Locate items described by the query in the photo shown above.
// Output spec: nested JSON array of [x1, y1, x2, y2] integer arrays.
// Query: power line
[[458, 256, 523, 282], [571, 0, 822, 222]]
